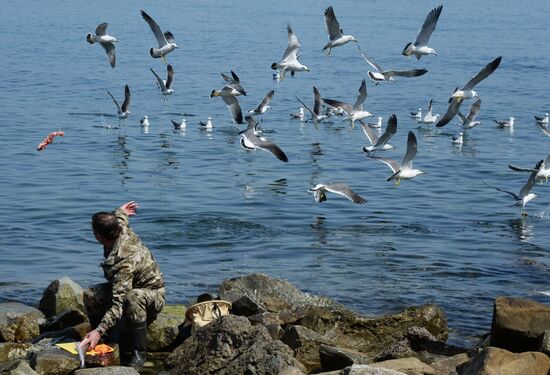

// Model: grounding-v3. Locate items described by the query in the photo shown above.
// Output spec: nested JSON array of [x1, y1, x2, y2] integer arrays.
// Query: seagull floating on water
[[323, 79, 372, 128], [411, 108, 422, 120], [290, 107, 306, 122], [171, 118, 186, 130], [367, 116, 383, 128], [199, 117, 213, 130], [141, 10, 177, 61], [436, 56, 501, 127], [402, 5, 443, 59], [248, 90, 274, 116], [107, 84, 131, 124], [240, 116, 288, 162], [211, 71, 246, 124], [535, 113, 549, 125], [322, 6, 357, 55], [151, 64, 174, 97], [508, 153, 550, 184], [86, 22, 117, 68], [494, 117, 514, 128], [451, 132, 464, 145], [271, 25, 309, 79], [308, 183, 365, 204], [140, 116, 150, 127], [361, 114, 397, 154], [485, 160, 543, 216], [457, 99, 481, 129], [360, 50, 427, 84], [369, 131, 424, 184]]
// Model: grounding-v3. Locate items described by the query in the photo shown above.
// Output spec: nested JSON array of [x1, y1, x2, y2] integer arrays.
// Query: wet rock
[[29, 348, 80, 375], [74, 367, 139, 375], [39, 277, 85, 318], [0, 343, 33, 362], [296, 304, 448, 359], [83, 283, 111, 328], [231, 295, 266, 316], [429, 353, 471, 375], [370, 357, 435, 375], [146, 304, 186, 352], [218, 273, 340, 312], [490, 296, 550, 352], [0, 359, 38, 374], [281, 324, 334, 372], [319, 344, 370, 371], [0, 312, 40, 342], [457, 346, 550, 375], [41, 309, 89, 333], [166, 314, 305, 375], [0, 303, 44, 343], [541, 330, 550, 355]]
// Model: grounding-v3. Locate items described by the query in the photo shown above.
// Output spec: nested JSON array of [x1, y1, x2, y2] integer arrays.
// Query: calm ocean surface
[[1, 0, 549, 346]]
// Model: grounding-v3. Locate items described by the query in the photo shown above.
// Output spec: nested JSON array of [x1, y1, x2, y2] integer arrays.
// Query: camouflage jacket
[[96, 208, 164, 335]]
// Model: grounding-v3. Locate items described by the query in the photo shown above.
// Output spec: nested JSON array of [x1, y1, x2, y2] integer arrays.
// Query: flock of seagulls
[[82, 6, 548, 215]]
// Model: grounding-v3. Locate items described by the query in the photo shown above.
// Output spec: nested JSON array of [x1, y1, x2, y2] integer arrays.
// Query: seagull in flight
[[211, 71, 246, 124], [86, 22, 117, 68], [308, 183, 365, 204], [508, 153, 550, 184], [361, 113, 397, 154], [150, 64, 174, 98], [271, 25, 309, 79], [457, 99, 481, 129], [360, 50, 427, 84], [538, 122, 550, 138], [141, 10, 177, 61], [436, 56, 502, 127], [323, 79, 372, 128], [240, 116, 288, 162], [368, 131, 424, 184], [107, 84, 131, 124], [322, 6, 357, 55], [485, 160, 543, 216], [402, 5, 443, 59], [296, 87, 331, 124], [248, 90, 274, 116]]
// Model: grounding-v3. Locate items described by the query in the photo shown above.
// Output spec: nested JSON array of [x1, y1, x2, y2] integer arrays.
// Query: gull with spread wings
[[141, 10, 177, 61], [248, 90, 274, 116], [323, 79, 372, 128], [107, 84, 131, 124], [308, 183, 365, 204], [150, 64, 174, 99], [360, 50, 427, 84], [402, 5, 443, 59], [240, 116, 288, 162], [361, 114, 397, 154], [436, 56, 501, 127], [271, 25, 309, 79], [322, 6, 357, 55], [211, 71, 246, 124], [296, 87, 331, 124], [86, 22, 117, 68]]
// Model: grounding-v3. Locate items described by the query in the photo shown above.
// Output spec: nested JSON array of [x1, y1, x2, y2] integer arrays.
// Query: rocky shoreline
[[0, 273, 549, 374]]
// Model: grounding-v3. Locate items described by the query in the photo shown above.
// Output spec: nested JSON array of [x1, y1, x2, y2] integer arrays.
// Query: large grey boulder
[[74, 366, 139, 375], [29, 348, 80, 375], [39, 278, 85, 318], [218, 273, 340, 312], [369, 357, 435, 375], [166, 314, 305, 375], [429, 353, 471, 375], [146, 304, 186, 351], [82, 283, 111, 328], [0, 303, 44, 343], [490, 296, 550, 352], [0, 342, 33, 362], [281, 325, 334, 372], [296, 304, 448, 359], [319, 344, 370, 371], [0, 359, 38, 375], [457, 346, 550, 375]]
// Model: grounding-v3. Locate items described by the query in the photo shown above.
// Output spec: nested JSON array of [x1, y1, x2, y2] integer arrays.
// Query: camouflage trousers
[[124, 287, 165, 324]]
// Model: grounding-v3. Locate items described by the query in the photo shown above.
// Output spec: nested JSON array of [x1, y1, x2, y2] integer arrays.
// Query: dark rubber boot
[[128, 321, 147, 368]]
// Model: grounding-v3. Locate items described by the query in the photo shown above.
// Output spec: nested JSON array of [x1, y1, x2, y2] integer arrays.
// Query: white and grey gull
[[141, 10, 178, 61], [322, 6, 357, 55], [86, 22, 117, 68], [402, 5, 443, 59], [308, 183, 365, 204], [271, 25, 309, 79]]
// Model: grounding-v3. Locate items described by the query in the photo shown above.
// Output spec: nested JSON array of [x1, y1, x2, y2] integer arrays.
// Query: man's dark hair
[[92, 212, 122, 241]]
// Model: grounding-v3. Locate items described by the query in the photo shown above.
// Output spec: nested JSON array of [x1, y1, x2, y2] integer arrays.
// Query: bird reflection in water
[[113, 135, 131, 186], [508, 218, 533, 242], [268, 178, 287, 195], [310, 215, 328, 247]]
